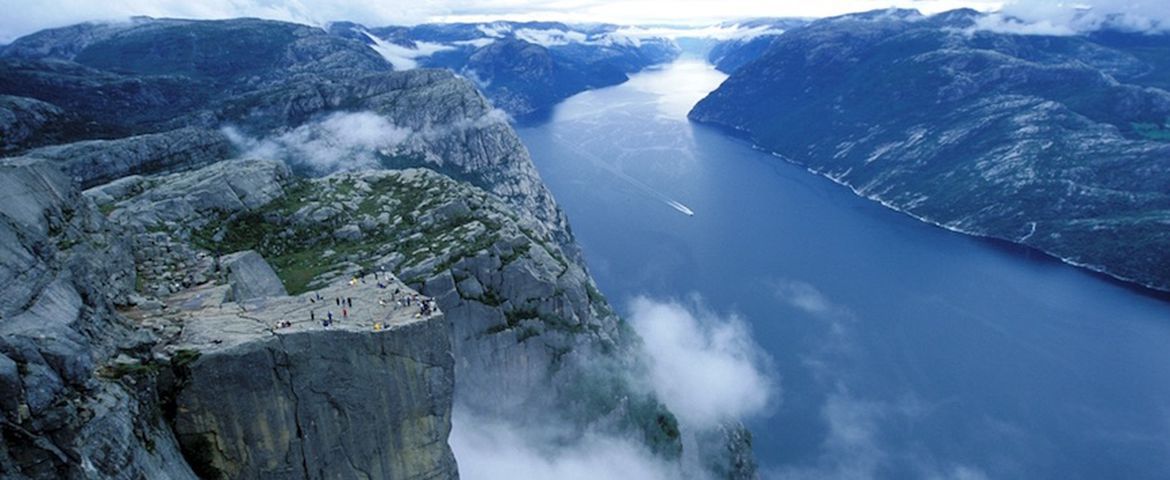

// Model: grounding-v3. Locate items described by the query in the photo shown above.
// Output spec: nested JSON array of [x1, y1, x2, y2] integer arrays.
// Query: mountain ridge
[[690, 8, 1170, 292]]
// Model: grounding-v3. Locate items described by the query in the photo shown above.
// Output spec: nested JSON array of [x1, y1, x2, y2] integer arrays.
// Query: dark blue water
[[516, 60, 1170, 479]]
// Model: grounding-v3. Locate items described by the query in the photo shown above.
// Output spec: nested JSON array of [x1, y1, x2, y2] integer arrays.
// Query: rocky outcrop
[[0, 158, 197, 479], [691, 421, 758, 480], [161, 278, 456, 480], [195, 67, 580, 261], [690, 8, 1170, 291], [16, 127, 234, 188], [103, 160, 685, 461], [95, 158, 290, 227], [221, 250, 287, 301], [0, 95, 64, 152]]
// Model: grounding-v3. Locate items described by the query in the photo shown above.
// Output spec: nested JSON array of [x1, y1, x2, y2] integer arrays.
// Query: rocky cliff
[[97, 159, 686, 460], [1, 16, 756, 479], [0, 159, 197, 479], [15, 127, 233, 188], [690, 8, 1170, 292], [152, 272, 455, 480]]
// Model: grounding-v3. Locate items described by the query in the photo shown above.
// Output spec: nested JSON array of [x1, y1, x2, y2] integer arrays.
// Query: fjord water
[[516, 60, 1170, 479]]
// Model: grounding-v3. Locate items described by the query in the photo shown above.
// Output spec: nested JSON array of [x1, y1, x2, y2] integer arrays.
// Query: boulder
[[221, 250, 287, 302], [333, 224, 363, 241]]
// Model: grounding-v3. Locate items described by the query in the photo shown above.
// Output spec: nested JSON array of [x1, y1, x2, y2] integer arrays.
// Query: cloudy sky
[[0, 0, 1005, 43], [3, 0, 1167, 51]]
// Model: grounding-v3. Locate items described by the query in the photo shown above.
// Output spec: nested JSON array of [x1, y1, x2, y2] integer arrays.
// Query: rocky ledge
[[130, 271, 456, 480]]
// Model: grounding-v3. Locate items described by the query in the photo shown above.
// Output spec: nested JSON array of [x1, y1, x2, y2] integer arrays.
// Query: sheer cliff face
[[171, 321, 456, 480], [690, 8, 1170, 292], [0, 161, 198, 479]]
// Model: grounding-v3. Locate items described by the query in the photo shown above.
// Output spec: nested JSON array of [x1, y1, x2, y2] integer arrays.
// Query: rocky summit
[[0, 16, 752, 480], [690, 8, 1170, 292]]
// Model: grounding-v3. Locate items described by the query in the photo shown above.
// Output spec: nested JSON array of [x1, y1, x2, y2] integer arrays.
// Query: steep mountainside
[[690, 8, 1170, 292], [1, 17, 755, 479], [0, 18, 389, 143], [329, 21, 679, 118], [704, 19, 808, 73]]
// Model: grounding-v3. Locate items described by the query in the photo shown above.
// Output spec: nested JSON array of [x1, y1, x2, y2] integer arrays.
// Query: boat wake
[[553, 133, 695, 218]]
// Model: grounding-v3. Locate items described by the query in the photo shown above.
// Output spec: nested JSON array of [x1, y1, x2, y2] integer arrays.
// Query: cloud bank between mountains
[[5, 0, 1168, 46], [1, 0, 998, 44], [983, 0, 1170, 35]]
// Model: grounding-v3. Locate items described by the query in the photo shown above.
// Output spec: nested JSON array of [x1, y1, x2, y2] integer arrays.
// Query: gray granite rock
[[0, 157, 192, 479], [167, 278, 456, 480], [18, 127, 234, 188], [0, 95, 64, 151], [221, 250, 287, 302]]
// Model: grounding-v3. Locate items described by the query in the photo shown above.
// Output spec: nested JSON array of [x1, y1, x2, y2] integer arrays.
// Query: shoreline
[[689, 121, 1170, 300]]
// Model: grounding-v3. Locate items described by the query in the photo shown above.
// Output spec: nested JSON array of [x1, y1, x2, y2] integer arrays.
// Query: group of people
[[280, 268, 439, 332], [397, 294, 436, 317]]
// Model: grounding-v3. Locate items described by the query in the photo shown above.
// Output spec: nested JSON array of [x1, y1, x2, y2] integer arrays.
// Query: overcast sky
[[2, 0, 1166, 44]]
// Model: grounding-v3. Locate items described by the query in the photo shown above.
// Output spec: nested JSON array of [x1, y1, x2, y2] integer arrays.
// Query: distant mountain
[[691, 8, 1170, 291], [328, 21, 680, 118], [703, 18, 809, 73], [0, 18, 391, 146]]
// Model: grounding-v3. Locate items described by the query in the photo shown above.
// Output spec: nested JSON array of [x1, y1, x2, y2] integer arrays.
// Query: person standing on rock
[[311, 311, 315, 322], [342, 307, 348, 319]]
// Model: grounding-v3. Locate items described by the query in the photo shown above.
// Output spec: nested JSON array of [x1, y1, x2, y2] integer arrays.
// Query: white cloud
[[513, 27, 589, 46], [362, 31, 455, 70], [428, 0, 1003, 27], [773, 279, 858, 344], [453, 37, 496, 47], [223, 108, 510, 174], [769, 387, 887, 480], [1, 0, 1005, 45], [615, 23, 787, 41], [773, 280, 834, 315], [977, 0, 1170, 35], [449, 407, 681, 480], [451, 295, 777, 480], [971, 14, 1078, 35], [628, 296, 777, 428], [224, 111, 411, 174]]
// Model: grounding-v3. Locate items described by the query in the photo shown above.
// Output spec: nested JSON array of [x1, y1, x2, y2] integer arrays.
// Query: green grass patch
[[98, 361, 162, 379]]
